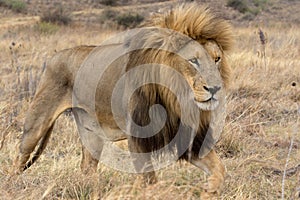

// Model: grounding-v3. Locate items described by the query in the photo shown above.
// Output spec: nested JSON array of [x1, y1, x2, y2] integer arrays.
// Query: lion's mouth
[[200, 97, 217, 103], [195, 98, 219, 111]]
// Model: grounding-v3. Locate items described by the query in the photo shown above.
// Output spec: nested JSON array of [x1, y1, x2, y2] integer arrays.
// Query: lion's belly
[[72, 108, 127, 160], [73, 108, 127, 141]]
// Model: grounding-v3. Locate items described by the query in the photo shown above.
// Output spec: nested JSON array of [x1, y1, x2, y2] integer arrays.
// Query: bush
[[99, 9, 144, 28], [253, 0, 268, 8], [99, 0, 116, 6], [40, 5, 71, 25], [227, 0, 249, 13], [0, 0, 26, 13], [227, 0, 267, 19], [116, 13, 144, 28], [35, 22, 59, 34], [241, 12, 255, 20], [100, 9, 118, 21]]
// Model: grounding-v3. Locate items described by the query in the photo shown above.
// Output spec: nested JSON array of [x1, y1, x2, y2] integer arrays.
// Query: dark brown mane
[[126, 3, 233, 159]]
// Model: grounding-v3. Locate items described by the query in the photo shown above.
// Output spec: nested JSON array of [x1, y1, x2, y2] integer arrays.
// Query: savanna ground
[[0, 0, 299, 199]]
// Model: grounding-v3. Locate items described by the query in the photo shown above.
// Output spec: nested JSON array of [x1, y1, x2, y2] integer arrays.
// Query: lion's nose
[[203, 86, 221, 95]]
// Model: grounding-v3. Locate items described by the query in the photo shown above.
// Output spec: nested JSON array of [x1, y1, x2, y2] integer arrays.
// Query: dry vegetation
[[0, 0, 299, 199]]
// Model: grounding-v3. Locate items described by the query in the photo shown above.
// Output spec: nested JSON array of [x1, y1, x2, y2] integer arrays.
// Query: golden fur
[[14, 3, 233, 198]]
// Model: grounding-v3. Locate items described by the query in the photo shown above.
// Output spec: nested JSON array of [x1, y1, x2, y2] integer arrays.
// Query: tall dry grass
[[0, 22, 299, 199]]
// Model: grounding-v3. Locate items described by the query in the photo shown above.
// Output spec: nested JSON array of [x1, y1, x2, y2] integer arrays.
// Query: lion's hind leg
[[190, 150, 225, 199]]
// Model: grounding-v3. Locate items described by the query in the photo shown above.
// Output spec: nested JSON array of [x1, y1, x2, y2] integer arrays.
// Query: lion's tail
[[18, 97, 72, 173], [16, 55, 74, 173], [23, 124, 54, 171]]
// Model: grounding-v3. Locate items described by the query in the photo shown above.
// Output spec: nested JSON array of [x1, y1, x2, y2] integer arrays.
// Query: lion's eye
[[188, 57, 199, 65], [215, 56, 221, 63]]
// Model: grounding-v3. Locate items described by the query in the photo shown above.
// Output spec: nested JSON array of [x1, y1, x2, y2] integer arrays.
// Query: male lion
[[14, 3, 233, 198]]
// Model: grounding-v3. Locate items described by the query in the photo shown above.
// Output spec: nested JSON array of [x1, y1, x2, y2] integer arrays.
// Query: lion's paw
[[142, 172, 157, 185], [200, 191, 218, 200], [201, 173, 224, 195]]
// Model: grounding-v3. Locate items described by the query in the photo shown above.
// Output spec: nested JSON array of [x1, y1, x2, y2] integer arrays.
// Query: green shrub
[[241, 12, 255, 20], [0, 0, 26, 13], [253, 0, 268, 8], [99, 9, 118, 21], [99, 9, 144, 28], [227, 0, 249, 13], [227, 0, 268, 19], [99, 0, 116, 6], [35, 22, 59, 34], [250, 7, 260, 16], [40, 5, 71, 25], [116, 13, 144, 28]]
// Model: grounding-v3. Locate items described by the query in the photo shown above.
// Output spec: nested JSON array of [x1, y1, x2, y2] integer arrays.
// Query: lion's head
[[171, 39, 226, 111]]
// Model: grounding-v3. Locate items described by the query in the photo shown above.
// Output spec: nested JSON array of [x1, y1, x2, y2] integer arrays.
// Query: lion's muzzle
[[194, 85, 222, 111]]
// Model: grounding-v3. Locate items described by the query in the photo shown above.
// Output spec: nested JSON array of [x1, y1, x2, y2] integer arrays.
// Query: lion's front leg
[[80, 146, 99, 174], [190, 150, 225, 199], [128, 138, 157, 185]]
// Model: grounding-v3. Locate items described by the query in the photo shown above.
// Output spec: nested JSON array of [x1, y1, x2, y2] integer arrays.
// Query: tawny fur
[[14, 3, 234, 198]]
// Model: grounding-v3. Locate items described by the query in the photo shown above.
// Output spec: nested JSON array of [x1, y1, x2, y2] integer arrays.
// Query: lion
[[14, 3, 233, 198]]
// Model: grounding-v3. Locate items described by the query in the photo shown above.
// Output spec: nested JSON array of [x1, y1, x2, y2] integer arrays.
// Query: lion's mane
[[125, 3, 234, 159]]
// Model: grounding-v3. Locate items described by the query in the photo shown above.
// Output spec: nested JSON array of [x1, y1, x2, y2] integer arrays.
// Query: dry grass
[[0, 13, 299, 200]]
